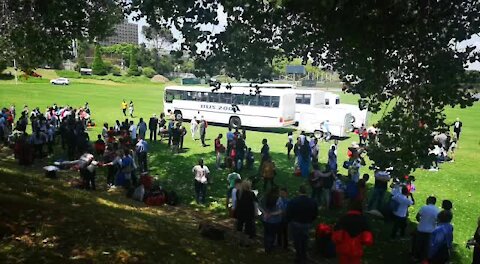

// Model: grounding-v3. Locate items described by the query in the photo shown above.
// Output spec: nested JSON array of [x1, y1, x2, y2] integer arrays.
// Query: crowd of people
[[1, 101, 478, 264]]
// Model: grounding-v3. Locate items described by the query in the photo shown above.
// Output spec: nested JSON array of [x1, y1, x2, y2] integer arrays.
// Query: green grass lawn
[[0, 78, 479, 263]]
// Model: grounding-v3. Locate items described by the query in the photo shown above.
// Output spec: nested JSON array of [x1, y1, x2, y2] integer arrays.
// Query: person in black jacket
[[287, 185, 318, 264], [235, 180, 258, 238], [452, 117, 463, 140], [148, 114, 158, 141]]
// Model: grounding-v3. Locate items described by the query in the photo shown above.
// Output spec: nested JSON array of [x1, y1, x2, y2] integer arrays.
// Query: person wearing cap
[[148, 114, 158, 141]]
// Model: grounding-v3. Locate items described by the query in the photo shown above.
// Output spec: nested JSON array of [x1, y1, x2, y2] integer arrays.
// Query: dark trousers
[[277, 222, 289, 249], [81, 169, 96, 190], [194, 180, 207, 204], [368, 187, 386, 211], [47, 141, 54, 155], [455, 130, 460, 140], [168, 132, 172, 146], [263, 177, 274, 190], [137, 152, 147, 172], [149, 129, 157, 141], [263, 222, 280, 253], [107, 166, 116, 185], [237, 218, 256, 238], [290, 222, 311, 264], [391, 215, 407, 238], [34, 144, 43, 158], [412, 231, 431, 261], [180, 136, 184, 149], [311, 187, 322, 205], [200, 132, 206, 146]]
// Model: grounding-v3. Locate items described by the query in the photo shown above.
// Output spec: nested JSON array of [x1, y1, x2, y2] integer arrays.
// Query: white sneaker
[[428, 168, 439, 172]]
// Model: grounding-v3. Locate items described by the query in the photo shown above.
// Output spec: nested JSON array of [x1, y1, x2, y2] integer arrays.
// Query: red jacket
[[332, 210, 374, 257]]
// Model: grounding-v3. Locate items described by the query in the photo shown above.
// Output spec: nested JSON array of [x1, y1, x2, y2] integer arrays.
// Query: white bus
[[163, 85, 296, 128]]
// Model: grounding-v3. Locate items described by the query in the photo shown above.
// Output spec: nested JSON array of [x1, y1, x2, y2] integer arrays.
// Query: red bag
[[140, 175, 154, 190], [294, 167, 301, 177], [145, 194, 166, 206], [316, 224, 333, 238]]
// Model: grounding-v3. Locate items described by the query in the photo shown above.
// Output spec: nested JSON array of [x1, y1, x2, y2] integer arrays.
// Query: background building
[[99, 20, 138, 46]]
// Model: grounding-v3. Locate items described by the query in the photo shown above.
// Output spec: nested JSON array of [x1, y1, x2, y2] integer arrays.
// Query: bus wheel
[[229, 116, 241, 129], [314, 130, 323, 139], [174, 110, 183, 121]]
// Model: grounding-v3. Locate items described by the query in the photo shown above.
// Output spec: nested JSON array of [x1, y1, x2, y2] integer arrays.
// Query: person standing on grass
[[429, 210, 454, 264], [277, 187, 290, 250], [171, 123, 181, 153], [199, 117, 207, 147], [332, 200, 374, 264], [466, 216, 480, 264], [226, 167, 241, 208], [286, 185, 318, 264], [261, 155, 276, 191], [412, 196, 439, 262], [148, 114, 158, 141], [286, 131, 294, 159], [137, 118, 147, 141], [215, 134, 225, 169], [367, 170, 390, 212], [129, 121, 137, 142], [328, 144, 338, 173], [260, 138, 270, 163], [129, 100, 135, 118], [190, 116, 198, 140], [391, 186, 414, 240], [136, 137, 148, 172], [441, 200, 453, 223], [179, 123, 187, 150], [235, 134, 246, 171], [452, 117, 463, 140], [235, 180, 258, 239], [193, 159, 210, 204], [261, 186, 283, 254], [167, 118, 175, 146], [121, 99, 127, 116], [226, 127, 235, 155], [102, 122, 109, 141]]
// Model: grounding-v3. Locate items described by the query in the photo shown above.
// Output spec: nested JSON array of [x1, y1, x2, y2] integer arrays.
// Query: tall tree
[[91, 45, 107, 75], [0, 0, 123, 73], [142, 26, 174, 52], [127, 47, 141, 76], [128, 0, 479, 177]]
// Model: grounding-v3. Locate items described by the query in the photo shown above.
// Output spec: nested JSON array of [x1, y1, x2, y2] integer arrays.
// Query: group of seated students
[[428, 131, 457, 171]]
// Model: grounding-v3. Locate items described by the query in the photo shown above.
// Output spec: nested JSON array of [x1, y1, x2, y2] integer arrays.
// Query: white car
[[50, 78, 70, 85]]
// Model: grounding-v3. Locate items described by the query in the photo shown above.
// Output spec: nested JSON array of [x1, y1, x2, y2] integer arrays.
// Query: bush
[[142, 67, 156, 78], [110, 65, 122, 76], [55, 70, 81, 78], [127, 48, 141, 76]]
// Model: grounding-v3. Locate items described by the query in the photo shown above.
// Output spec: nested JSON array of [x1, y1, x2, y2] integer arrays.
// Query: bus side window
[[271, 96, 280, 107], [209, 92, 219, 102], [175, 90, 184, 100], [296, 94, 303, 104], [336, 98, 340, 104], [304, 94, 311, 105], [325, 98, 330, 105], [165, 90, 175, 103]]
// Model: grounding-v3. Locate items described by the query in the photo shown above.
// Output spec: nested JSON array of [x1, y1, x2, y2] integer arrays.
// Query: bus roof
[[165, 85, 296, 96]]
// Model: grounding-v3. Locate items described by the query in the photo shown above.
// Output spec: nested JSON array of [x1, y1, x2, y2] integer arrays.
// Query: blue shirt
[[226, 131, 234, 141], [417, 205, 439, 233], [429, 223, 453, 258]]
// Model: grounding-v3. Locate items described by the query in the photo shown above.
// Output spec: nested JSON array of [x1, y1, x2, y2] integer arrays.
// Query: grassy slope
[[0, 80, 479, 263]]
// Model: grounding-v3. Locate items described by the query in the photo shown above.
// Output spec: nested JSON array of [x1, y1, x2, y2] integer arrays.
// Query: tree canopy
[[0, 0, 123, 73], [127, 0, 479, 176]]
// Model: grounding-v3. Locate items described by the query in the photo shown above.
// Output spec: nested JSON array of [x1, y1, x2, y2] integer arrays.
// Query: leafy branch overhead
[[127, 0, 479, 175]]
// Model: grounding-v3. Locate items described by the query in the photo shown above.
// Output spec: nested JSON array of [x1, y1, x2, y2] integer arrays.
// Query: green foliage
[[110, 65, 122, 76], [55, 70, 81, 79], [0, 60, 7, 73], [142, 66, 156, 78], [91, 45, 107, 76], [1, 0, 122, 73], [142, 26, 174, 51], [102, 43, 135, 61], [127, 48, 141, 76]]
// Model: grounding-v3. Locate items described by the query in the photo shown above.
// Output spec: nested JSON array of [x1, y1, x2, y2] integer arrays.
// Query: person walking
[[137, 118, 147, 141], [192, 159, 210, 204], [148, 114, 158, 141], [286, 132, 294, 159], [226, 168, 241, 208], [121, 100, 127, 116], [190, 116, 198, 140], [286, 185, 318, 264], [452, 117, 462, 140], [466, 216, 480, 264], [129, 100, 134, 118], [135, 137, 148, 172], [332, 201, 374, 264], [412, 196, 439, 262], [391, 186, 414, 239]]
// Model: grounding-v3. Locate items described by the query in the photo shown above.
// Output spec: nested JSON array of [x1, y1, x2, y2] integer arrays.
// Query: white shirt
[[417, 204, 440, 233], [192, 165, 210, 184], [129, 124, 137, 139], [393, 194, 413, 218]]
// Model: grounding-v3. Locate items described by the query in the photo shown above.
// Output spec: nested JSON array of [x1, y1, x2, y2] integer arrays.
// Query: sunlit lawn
[[0, 78, 478, 263]]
